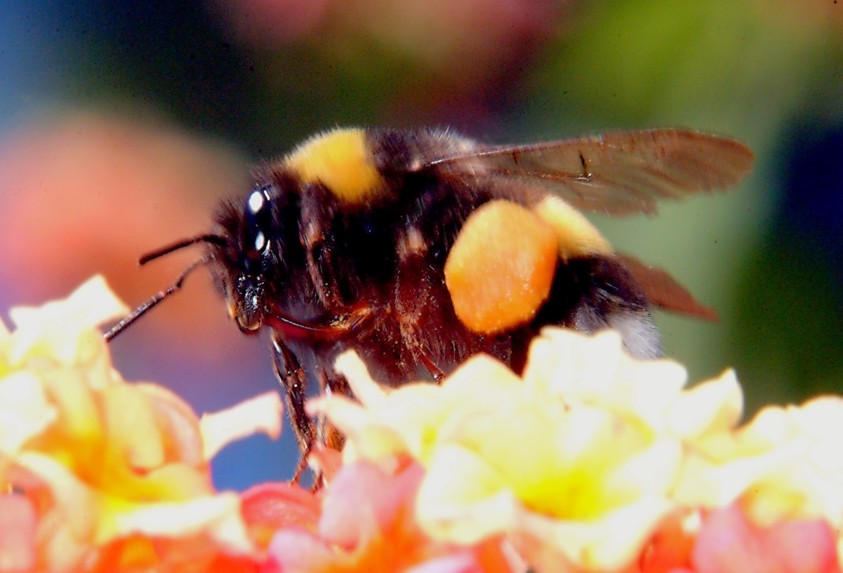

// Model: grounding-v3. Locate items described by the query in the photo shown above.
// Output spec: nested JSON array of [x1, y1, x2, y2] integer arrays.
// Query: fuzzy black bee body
[[107, 127, 753, 465]]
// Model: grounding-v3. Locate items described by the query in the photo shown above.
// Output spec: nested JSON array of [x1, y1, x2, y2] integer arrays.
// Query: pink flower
[[264, 460, 515, 573], [0, 494, 37, 570], [240, 482, 322, 550], [690, 504, 840, 573]]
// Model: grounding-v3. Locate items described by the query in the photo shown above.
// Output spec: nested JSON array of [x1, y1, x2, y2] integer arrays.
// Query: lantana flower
[[3, 276, 842, 572], [665, 394, 843, 573], [0, 276, 283, 572], [310, 328, 843, 572], [311, 330, 683, 570]]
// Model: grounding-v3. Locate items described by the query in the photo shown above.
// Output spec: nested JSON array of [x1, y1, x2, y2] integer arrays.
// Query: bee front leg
[[270, 332, 314, 482], [265, 302, 372, 341]]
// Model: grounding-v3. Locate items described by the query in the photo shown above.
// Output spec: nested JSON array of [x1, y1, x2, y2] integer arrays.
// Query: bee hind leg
[[317, 369, 351, 451]]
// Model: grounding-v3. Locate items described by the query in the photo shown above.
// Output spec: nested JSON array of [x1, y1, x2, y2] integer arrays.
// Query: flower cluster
[[0, 277, 284, 572], [309, 331, 843, 572], [1, 278, 841, 572]]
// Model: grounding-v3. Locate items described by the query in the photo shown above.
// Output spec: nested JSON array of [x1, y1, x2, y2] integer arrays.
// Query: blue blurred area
[[0, 4, 57, 130], [731, 121, 843, 411], [782, 124, 843, 266]]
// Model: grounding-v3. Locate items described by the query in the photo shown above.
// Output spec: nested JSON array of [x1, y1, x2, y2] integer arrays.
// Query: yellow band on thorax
[[285, 128, 385, 204]]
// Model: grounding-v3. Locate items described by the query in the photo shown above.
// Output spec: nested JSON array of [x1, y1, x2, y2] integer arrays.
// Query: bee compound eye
[[247, 188, 267, 214], [244, 187, 274, 258], [252, 230, 267, 253]]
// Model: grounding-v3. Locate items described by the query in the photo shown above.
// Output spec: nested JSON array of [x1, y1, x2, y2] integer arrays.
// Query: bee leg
[[317, 369, 351, 451], [270, 332, 315, 482], [291, 439, 313, 485], [309, 244, 345, 309], [393, 229, 455, 383], [418, 350, 445, 382], [266, 302, 372, 341], [330, 302, 373, 334]]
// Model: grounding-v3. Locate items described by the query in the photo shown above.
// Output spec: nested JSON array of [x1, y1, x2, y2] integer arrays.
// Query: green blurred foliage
[[526, 0, 835, 132], [735, 237, 843, 413]]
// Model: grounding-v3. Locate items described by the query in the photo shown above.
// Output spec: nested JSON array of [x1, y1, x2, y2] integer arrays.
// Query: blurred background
[[0, 0, 840, 490]]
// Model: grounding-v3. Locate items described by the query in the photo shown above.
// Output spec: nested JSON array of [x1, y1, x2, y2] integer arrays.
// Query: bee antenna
[[104, 256, 212, 342], [139, 234, 226, 265]]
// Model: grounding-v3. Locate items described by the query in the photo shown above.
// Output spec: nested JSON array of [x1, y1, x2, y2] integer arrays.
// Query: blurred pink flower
[[0, 111, 247, 355], [0, 494, 37, 570], [240, 481, 322, 550]]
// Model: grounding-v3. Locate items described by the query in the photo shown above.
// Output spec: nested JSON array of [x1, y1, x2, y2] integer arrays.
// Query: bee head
[[211, 185, 279, 333]]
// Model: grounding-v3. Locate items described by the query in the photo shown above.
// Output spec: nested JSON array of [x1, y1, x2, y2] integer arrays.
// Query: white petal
[[200, 391, 283, 459]]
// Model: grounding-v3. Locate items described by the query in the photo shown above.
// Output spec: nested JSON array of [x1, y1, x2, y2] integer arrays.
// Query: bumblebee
[[106, 127, 753, 469]]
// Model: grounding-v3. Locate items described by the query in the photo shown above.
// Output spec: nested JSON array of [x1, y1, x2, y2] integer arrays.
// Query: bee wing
[[616, 253, 718, 320], [427, 129, 753, 216]]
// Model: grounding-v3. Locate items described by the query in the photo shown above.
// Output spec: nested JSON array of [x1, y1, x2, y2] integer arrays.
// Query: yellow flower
[[2, 274, 128, 368], [0, 276, 283, 572], [312, 328, 746, 571], [674, 393, 843, 532]]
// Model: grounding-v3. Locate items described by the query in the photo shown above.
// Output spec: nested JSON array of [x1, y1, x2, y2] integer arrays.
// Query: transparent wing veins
[[425, 129, 754, 216]]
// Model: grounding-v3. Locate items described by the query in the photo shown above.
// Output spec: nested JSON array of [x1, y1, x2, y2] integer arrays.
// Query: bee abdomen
[[537, 255, 662, 358]]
